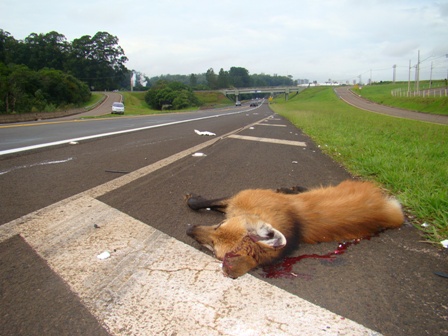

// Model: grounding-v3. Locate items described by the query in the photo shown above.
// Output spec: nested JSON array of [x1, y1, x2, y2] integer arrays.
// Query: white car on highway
[[111, 102, 125, 114]]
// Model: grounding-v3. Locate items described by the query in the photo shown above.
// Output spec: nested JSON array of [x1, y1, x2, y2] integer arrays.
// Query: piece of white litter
[[441, 239, 448, 248], [249, 127, 255, 129], [292, 161, 298, 164], [69, 141, 79, 145], [421, 222, 430, 228], [192, 152, 206, 157], [97, 251, 111, 260], [194, 129, 216, 136]]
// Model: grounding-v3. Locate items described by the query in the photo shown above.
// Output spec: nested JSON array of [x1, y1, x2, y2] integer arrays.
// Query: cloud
[[1, 0, 447, 82], [382, 41, 420, 58]]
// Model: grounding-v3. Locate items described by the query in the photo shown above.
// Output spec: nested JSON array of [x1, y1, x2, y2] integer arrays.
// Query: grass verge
[[270, 86, 448, 245], [83, 92, 104, 108]]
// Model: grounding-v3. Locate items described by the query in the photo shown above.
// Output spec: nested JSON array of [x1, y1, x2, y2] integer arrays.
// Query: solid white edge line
[[0, 110, 247, 156]]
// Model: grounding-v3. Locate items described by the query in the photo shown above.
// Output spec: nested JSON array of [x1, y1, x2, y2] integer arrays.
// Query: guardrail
[[391, 87, 448, 97], [222, 86, 303, 95]]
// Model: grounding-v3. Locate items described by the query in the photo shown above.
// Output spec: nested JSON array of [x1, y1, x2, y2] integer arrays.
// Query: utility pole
[[393, 64, 396, 83], [407, 60, 411, 95], [416, 50, 420, 93], [130, 72, 134, 92], [430, 61, 433, 88]]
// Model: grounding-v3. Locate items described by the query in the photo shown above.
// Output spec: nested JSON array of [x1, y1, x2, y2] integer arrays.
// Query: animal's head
[[187, 216, 287, 278]]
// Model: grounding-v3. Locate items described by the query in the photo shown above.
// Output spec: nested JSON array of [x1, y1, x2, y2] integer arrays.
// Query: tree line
[[143, 69, 295, 110], [0, 29, 296, 113], [146, 68, 295, 90], [0, 29, 130, 113], [0, 30, 129, 91]]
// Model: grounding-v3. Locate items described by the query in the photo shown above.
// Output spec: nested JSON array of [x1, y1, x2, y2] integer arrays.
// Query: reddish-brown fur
[[186, 180, 404, 278]]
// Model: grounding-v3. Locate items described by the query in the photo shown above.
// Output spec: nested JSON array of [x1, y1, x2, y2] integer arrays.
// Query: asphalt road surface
[[1, 100, 447, 336]]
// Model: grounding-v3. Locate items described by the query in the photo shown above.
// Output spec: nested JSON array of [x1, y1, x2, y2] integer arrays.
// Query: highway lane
[[0, 105, 255, 155], [0, 103, 271, 224]]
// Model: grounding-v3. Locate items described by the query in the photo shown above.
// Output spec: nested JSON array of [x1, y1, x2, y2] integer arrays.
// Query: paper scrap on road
[[194, 129, 216, 136], [97, 251, 111, 260]]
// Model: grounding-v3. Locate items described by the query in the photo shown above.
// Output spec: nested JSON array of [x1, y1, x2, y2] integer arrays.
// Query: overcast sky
[[1, 0, 447, 83]]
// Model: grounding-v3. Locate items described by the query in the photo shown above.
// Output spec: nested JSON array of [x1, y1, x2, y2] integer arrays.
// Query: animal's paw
[[184, 193, 205, 210]]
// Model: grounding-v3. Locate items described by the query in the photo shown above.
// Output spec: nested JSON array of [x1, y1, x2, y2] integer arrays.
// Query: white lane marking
[[257, 123, 287, 127], [0, 109, 248, 156], [1, 195, 379, 335], [229, 134, 306, 147], [0, 157, 73, 175]]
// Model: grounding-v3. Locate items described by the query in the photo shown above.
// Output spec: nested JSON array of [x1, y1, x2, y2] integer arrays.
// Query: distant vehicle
[[111, 102, 125, 114], [250, 102, 258, 107], [235, 101, 242, 106]]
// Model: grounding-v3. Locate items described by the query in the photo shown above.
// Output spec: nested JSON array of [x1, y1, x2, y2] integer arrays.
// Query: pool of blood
[[261, 237, 367, 279]]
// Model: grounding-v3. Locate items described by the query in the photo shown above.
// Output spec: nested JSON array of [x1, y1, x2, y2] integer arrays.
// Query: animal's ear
[[245, 220, 286, 249]]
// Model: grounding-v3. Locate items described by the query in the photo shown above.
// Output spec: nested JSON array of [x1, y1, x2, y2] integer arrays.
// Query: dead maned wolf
[[186, 180, 404, 279]]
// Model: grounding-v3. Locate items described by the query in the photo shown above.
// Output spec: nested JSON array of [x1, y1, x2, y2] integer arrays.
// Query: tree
[[0, 30, 19, 65], [145, 80, 200, 110], [217, 68, 229, 89], [0, 63, 90, 114], [205, 68, 218, 89], [67, 32, 129, 90], [189, 73, 198, 87], [229, 67, 250, 88], [23, 31, 69, 71], [6, 64, 41, 112]]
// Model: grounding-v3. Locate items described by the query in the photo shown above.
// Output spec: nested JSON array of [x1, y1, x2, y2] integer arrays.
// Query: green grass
[[270, 86, 448, 245], [121, 91, 157, 114], [353, 81, 448, 115], [83, 92, 104, 108], [196, 91, 234, 108]]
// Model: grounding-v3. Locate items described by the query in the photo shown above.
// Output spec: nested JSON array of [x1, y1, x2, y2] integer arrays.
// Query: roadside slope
[[334, 86, 448, 125]]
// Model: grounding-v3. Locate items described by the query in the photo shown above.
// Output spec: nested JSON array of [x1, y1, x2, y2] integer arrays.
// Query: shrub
[[145, 80, 200, 110]]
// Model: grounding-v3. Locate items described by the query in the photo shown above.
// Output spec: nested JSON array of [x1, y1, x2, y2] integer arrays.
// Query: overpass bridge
[[222, 86, 306, 101]]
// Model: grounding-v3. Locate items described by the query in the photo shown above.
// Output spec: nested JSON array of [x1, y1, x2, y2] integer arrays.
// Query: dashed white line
[[257, 123, 287, 127], [229, 134, 306, 147]]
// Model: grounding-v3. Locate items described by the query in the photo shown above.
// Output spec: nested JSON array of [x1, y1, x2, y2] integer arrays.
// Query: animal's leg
[[276, 186, 308, 194], [184, 194, 229, 213]]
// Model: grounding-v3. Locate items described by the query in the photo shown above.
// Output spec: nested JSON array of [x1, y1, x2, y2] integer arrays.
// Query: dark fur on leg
[[184, 194, 229, 213]]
